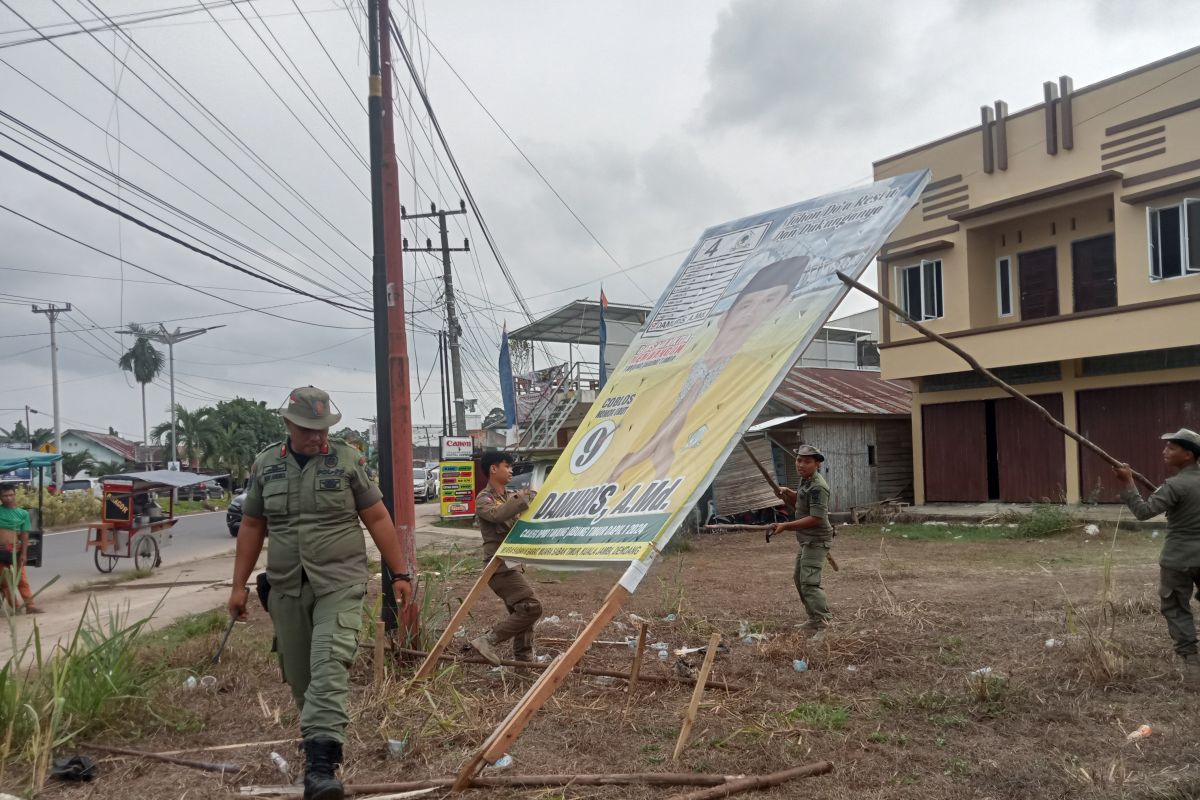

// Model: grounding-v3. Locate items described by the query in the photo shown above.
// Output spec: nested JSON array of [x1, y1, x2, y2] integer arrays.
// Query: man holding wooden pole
[[471, 451, 543, 666], [1114, 428, 1200, 689], [768, 445, 835, 639]]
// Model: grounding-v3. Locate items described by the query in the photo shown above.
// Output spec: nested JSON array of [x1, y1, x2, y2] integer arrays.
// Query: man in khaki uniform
[[228, 387, 413, 800], [1115, 428, 1200, 689], [769, 445, 834, 640], [471, 451, 543, 665]]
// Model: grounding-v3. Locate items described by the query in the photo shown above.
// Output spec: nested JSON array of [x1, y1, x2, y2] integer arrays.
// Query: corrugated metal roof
[[67, 430, 138, 461], [773, 367, 912, 416]]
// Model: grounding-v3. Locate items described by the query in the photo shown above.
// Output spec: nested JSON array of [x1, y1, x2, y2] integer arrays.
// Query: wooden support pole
[[626, 621, 649, 701], [411, 557, 500, 682], [739, 439, 788, 505], [666, 761, 835, 800], [396, 647, 739, 691], [672, 632, 722, 762], [835, 271, 1157, 494], [452, 582, 632, 791], [239, 771, 755, 797], [703, 525, 839, 572], [374, 620, 386, 685], [83, 742, 241, 775]]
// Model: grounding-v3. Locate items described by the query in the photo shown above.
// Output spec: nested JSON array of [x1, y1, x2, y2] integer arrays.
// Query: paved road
[[29, 511, 237, 599]]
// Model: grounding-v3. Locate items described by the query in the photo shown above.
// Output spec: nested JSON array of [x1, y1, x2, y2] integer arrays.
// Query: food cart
[[85, 470, 225, 574], [0, 446, 62, 569]]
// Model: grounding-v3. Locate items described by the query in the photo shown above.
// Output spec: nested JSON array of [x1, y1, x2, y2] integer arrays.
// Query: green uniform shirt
[[1120, 463, 1200, 570], [242, 438, 382, 597], [475, 485, 529, 561], [795, 472, 834, 544]]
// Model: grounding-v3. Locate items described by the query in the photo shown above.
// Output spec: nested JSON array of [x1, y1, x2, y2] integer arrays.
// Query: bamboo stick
[[83, 742, 241, 775], [672, 632, 722, 761], [156, 738, 300, 756], [667, 761, 835, 799], [240, 771, 746, 797], [836, 270, 1156, 492], [374, 620, 386, 685], [396, 647, 739, 691], [411, 557, 500, 682]]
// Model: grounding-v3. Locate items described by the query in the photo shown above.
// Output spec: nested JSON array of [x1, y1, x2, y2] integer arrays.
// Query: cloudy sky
[[0, 0, 1194, 446]]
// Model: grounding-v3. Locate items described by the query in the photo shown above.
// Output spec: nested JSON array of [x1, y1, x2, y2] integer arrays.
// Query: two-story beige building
[[873, 46, 1200, 505]]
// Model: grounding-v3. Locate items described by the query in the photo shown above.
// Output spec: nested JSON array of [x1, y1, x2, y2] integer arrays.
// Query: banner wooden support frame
[[452, 581, 632, 791], [835, 271, 1157, 494], [411, 557, 501, 683]]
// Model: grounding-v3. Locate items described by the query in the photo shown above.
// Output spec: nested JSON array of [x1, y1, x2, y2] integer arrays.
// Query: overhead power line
[[0, 147, 370, 314]]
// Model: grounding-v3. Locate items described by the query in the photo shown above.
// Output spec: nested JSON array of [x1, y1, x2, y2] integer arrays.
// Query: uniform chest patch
[[323, 454, 339, 468], [318, 477, 345, 491]]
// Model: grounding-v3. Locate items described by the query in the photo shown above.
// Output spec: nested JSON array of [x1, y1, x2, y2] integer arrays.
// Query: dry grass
[[16, 524, 1200, 799]]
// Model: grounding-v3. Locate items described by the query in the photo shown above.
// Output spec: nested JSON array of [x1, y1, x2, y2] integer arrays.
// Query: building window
[[897, 259, 943, 321], [1148, 200, 1200, 280], [867, 445, 877, 466], [996, 256, 1013, 317]]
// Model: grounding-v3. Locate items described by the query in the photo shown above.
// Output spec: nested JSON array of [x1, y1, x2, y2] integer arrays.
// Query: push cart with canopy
[[85, 470, 226, 574], [0, 446, 63, 568]]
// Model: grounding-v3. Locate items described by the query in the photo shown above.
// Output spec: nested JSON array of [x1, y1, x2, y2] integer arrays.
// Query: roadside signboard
[[496, 170, 929, 584], [440, 436, 474, 462], [439, 461, 476, 518]]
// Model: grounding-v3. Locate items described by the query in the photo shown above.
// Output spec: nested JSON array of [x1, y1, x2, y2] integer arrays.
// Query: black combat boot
[[303, 737, 345, 800]]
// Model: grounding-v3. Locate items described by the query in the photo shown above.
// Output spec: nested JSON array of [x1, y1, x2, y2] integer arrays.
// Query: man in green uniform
[[769, 445, 834, 640], [1114, 428, 1200, 689], [470, 451, 542, 665], [227, 387, 414, 800]]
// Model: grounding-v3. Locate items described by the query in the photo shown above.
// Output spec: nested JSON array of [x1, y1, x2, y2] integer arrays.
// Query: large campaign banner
[[496, 171, 929, 581]]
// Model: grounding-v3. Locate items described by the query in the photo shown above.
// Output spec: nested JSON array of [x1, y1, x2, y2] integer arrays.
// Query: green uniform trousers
[[794, 542, 832, 626], [487, 565, 542, 659], [270, 581, 364, 743], [1160, 565, 1200, 657]]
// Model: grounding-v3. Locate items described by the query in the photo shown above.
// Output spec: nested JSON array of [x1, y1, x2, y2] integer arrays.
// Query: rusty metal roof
[[773, 367, 912, 416]]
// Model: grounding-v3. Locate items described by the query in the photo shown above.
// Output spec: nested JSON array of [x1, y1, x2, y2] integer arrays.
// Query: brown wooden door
[[1078, 381, 1200, 502], [1072, 235, 1117, 312], [1019, 247, 1059, 320], [923, 401, 988, 501], [995, 394, 1066, 502]]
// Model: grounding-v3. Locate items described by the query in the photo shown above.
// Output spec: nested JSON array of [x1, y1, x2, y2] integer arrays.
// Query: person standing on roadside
[[769, 445, 834, 640], [227, 387, 414, 800], [0, 483, 42, 614], [471, 451, 543, 665], [1114, 428, 1200, 689]]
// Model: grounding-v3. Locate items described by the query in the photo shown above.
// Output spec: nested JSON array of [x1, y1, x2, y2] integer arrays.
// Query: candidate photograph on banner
[[496, 170, 929, 576]]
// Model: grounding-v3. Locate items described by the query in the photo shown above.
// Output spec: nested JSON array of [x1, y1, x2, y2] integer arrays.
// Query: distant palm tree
[[117, 324, 165, 452], [152, 405, 215, 468], [90, 459, 129, 478], [206, 422, 254, 483], [60, 451, 95, 480]]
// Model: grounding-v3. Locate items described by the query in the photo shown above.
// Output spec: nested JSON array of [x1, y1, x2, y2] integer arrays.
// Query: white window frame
[[996, 255, 1014, 317], [895, 259, 944, 321], [1148, 198, 1200, 281]]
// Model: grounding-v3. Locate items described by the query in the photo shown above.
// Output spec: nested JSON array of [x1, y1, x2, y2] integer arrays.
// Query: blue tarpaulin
[[0, 447, 62, 473]]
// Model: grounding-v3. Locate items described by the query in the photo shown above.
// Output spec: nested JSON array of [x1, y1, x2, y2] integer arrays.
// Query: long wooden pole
[[626, 621, 649, 701], [398, 647, 740, 691], [83, 742, 241, 775], [672, 632, 722, 761], [666, 761, 835, 800], [452, 582, 632, 790], [410, 557, 500, 682], [835, 271, 1156, 493]]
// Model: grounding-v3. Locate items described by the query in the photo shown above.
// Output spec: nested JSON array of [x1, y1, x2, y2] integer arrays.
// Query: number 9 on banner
[[569, 421, 616, 475]]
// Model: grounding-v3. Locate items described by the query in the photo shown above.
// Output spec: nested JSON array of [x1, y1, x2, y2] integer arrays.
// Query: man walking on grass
[[1115, 428, 1200, 689], [471, 451, 543, 665]]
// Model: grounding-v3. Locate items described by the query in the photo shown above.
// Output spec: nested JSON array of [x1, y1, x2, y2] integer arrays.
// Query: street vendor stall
[[0, 446, 62, 569], [85, 470, 226, 574]]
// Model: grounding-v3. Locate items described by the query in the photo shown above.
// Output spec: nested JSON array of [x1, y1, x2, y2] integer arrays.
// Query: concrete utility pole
[[403, 201, 469, 435], [31, 304, 69, 484], [25, 405, 36, 449], [117, 324, 222, 469]]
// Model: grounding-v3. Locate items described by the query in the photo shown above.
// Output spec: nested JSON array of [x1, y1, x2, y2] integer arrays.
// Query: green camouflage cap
[[794, 444, 825, 462], [280, 386, 342, 430], [1162, 428, 1200, 454]]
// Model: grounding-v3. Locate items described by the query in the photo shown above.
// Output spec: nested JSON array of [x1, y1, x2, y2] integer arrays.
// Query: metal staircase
[[515, 362, 597, 450]]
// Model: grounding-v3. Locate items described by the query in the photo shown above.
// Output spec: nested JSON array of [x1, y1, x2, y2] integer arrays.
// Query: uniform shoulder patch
[[358, 457, 366, 466]]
